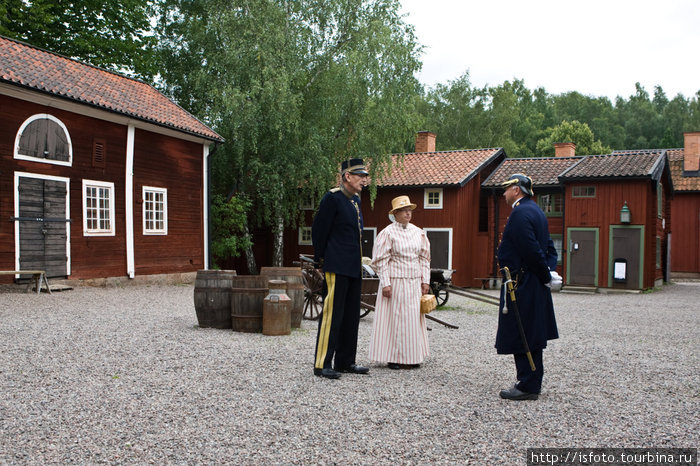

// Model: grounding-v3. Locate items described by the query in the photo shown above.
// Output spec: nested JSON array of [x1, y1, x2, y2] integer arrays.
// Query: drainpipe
[[492, 189, 500, 277], [206, 142, 220, 270]]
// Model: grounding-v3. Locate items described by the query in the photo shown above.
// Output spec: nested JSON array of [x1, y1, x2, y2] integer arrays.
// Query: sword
[[501, 266, 536, 372]]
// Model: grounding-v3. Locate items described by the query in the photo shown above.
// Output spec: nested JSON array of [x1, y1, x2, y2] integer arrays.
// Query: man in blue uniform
[[496, 174, 559, 400], [312, 158, 371, 379]]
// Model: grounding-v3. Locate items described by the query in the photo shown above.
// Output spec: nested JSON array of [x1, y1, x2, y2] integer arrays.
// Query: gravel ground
[[1, 281, 698, 465]]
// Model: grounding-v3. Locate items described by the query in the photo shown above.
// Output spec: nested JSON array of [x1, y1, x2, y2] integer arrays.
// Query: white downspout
[[203, 143, 210, 269], [125, 125, 135, 278]]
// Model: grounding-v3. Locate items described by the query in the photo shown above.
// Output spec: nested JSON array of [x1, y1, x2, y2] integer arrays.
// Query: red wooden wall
[[1, 93, 206, 281], [669, 193, 700, 273]]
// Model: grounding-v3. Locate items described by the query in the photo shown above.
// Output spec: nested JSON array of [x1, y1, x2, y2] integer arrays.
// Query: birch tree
[[155, 0, 422, 270]]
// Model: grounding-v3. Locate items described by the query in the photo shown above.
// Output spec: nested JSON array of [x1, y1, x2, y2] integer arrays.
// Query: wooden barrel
[[260, 266, 304, 328], [193, 270, 237, 328], [262, 280, 292, 336], [231, 275, 268, 333]]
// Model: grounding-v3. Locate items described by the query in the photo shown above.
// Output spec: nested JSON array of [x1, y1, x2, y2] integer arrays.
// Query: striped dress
[[368, 221, 431, 365]]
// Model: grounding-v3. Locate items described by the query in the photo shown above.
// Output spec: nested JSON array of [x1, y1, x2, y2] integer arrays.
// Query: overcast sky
[[398, 0, 700, 102]]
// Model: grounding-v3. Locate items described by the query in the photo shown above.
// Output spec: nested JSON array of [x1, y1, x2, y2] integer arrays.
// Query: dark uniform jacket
[[496, 197, 559, 354], [312, 189, 363, 278]]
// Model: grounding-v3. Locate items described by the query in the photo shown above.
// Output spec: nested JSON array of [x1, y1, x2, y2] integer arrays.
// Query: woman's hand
[[382, 285, 392, 298], [421, 283, 430, 295]]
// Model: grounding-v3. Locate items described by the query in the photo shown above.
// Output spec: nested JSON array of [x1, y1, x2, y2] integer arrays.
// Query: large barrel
[[193, 270, 237, 328], [262, 280, 292, 336], [260, 266, 304, 328], [231, 275, 268, 333]]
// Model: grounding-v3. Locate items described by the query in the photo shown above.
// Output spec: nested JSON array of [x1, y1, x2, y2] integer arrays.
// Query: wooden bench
[[474, 277, 502, 290], [0, 270, 51, 294]]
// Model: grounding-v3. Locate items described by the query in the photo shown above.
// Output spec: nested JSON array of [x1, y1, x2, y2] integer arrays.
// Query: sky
[[398, 0, 700, 102]]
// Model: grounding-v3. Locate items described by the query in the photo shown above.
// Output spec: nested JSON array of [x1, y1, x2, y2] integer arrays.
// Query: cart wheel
[[434, 286, 449, 307], [304, 289, 323, 320], [359, 306, 372, 319], [302, 268, 324, 320]]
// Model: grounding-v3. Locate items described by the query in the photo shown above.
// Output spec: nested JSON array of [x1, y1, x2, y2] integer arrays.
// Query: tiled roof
[[482, 156, 582, 188], [560, 151, 666, 181], [668, 149, 700, 192], [0, 35, 222, 142], [376, 148, 504, 187]]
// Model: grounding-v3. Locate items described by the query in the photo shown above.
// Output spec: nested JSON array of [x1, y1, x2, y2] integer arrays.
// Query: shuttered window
[[15, 114, 72, 166]]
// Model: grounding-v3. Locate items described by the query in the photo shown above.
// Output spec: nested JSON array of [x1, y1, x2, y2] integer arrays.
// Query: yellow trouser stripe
[[315, 272, 335, 368]]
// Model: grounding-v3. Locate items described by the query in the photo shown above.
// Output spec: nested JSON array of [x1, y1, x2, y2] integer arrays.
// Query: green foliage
[[535, 120, 611, 156], [210, 194, 253, 269], [420, 76, 699, 157], [0, 0, 158, 80], [155, 0, 422, 237]]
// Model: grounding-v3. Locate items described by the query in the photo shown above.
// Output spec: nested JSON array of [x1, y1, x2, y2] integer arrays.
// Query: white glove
[[547, 270, 563, 290]]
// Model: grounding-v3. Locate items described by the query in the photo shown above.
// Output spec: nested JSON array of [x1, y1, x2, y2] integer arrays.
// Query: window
[[83, 180, 115, 236], [478, 193, 489, 232], [550, 234, 563, 265], [657, 182, 663, 219], [656, 236, 661, 268], [299, 227, 312, 245], [537, 193, 563, 216], [300, 193, 315, 210], [143, 186, 167, 235], [424, 188, 443, 209], [15, 114, 73, 166], [572, 186, 596, 198]]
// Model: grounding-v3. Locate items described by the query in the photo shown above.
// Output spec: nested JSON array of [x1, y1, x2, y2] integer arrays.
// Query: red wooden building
[[483, 145, 673, 290], [667, 132, 700, 277], [284, 132, 505, 288], [0, 36, 223, 282]]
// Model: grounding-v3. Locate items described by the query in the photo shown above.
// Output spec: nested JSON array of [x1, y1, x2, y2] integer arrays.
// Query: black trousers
[[314, 272, 361, 370], [514, 349, 544, 394]]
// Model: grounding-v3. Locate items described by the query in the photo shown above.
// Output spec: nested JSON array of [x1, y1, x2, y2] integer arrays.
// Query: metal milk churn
[[262, 279, 292, 336]]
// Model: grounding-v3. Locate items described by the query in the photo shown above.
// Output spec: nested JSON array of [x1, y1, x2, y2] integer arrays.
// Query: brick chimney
[[415, 131, 436, 153], [554, 142, 576, 158], [683, 132, 700, 172]]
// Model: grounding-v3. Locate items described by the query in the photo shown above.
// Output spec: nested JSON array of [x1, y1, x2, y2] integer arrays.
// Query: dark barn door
[[16, 176, 69, 278], [611, 227, 642, 289], [567, 228, 598, 286], [426, 229, 450, 270]]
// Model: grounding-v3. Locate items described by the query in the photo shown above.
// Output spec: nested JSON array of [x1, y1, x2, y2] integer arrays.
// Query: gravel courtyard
[[1, 280, 698, 465]]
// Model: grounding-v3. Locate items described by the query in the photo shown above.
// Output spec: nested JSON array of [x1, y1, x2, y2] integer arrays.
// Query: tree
[[210, 194, 253, 269], [155, 0, 422, 270], [535, 120, 611, 156], [0, 0, 158, 79]]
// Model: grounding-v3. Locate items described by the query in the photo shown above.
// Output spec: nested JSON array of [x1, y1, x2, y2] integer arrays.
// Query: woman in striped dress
[[368, 196, 431, 369]]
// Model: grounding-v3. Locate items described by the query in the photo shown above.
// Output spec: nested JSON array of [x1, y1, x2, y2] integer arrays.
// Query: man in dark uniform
[[312, 158, 371, 379], [496, 174, 559, 400]]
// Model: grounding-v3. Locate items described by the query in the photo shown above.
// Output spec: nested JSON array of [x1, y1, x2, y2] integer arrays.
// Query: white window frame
[[423, 227, 453, 270], [14, 114, 73, 167], [298, 226, 312, 245], [300, 193, 315, 210], [424, 188, 443, 209], [82, 179, 115, 236], [143, 186, 168, 235]]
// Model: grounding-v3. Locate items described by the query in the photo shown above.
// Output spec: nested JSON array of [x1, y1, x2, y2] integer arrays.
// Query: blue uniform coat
[[312, 189, 363, 278], [496, 197, 559, 354]]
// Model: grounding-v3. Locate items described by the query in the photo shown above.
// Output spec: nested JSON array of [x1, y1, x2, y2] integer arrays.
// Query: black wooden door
[[426, 229, 450, 270], [17, 177, 69, 278]]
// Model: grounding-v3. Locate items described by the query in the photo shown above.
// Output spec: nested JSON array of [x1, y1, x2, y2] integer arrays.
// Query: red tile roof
[[668, 149, 700, 192], [562, 151, 666, 181], [376, 148, 504, 187], [482, 156, 582, 188], [0, 35, 222, 142]]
